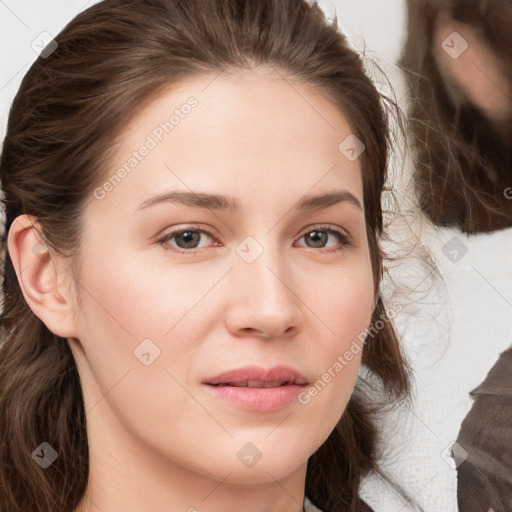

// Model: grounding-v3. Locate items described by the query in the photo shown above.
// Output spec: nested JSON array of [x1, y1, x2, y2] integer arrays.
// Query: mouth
[[203, 364, 308, 387], [210, 379, 306, 388], [202, 365, 309, 412]]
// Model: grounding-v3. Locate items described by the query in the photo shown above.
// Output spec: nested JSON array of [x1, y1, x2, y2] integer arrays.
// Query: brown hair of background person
[[0, 1, 413, 510], [400, 0, 512, 234]]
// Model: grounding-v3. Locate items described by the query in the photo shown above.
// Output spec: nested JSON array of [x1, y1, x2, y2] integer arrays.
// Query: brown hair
[[0, 1, 412, 510], [400, 0, 512, 233]]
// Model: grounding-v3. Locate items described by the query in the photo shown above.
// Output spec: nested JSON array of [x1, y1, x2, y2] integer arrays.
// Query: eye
[[157, 224, 350, 254], [295, 225, 350, 252], [157, 226, 218, 253]]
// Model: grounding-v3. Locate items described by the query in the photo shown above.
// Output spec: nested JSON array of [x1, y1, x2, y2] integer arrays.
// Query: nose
[[224, 245, 304, 340]]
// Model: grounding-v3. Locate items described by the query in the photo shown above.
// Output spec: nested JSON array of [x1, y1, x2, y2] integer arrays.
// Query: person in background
[[400, 0, 512, 233]]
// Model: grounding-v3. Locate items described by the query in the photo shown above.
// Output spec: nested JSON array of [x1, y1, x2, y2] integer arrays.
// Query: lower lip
[[203, 384, 306, 412]]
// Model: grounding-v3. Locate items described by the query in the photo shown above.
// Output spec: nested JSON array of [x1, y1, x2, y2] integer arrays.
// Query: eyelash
[[156, 224, 351, 255]]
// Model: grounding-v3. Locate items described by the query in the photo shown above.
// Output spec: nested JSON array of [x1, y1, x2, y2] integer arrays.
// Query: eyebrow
[[136, 189, 363, 213]]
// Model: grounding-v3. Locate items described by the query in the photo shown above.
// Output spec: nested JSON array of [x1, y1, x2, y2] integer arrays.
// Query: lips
[[202, 365, 309, 412], [203, 365, 308, 387], [215, 380, 295, 388]]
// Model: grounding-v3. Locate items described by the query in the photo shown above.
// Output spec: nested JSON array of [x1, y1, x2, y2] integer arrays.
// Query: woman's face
[[68, 68, 375, 486]]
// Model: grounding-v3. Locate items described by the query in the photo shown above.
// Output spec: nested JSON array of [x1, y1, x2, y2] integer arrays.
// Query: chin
[[222, 457, 308, 486], [191, 435, 312, 485]]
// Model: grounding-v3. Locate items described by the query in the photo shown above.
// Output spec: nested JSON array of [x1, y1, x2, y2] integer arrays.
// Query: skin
[[8, 67, 375, 512]]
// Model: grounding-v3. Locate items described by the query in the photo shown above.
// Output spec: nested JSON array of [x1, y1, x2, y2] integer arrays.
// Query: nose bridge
[[226, 234, 303, 337], [235, 234, 292, 305]]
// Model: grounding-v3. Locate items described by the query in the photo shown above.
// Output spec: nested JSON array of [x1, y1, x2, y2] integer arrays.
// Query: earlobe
[[6, 214, 78, 339]]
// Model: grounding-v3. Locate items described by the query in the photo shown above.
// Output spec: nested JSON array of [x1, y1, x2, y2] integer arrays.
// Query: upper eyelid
[[298, 223, 350, 237], [160, 223, 350, 236]]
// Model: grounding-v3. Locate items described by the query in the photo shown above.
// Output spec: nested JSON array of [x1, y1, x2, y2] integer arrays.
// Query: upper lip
[[203, 365, 309, 387]]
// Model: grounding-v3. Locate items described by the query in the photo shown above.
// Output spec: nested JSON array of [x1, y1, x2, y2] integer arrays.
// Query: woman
[[0, 0, 412, 510]]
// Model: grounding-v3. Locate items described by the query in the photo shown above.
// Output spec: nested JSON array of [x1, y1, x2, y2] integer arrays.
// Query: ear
[[6, 214, 79, 339]]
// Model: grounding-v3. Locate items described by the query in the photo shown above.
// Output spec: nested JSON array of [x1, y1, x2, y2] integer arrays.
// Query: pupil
[[177, 231, 199, 249], [307, 231, 326, 248]]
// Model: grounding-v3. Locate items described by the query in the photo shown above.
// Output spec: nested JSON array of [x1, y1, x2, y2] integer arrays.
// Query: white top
[[304, 496, 324, 512]]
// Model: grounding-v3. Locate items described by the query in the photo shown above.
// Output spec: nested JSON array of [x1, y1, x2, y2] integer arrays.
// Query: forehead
[[94, 68, 364, 213]]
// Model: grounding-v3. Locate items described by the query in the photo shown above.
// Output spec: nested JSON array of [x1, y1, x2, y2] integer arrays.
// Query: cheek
[[73, 242, 232, 398], [72, 248, 203, 403], [302, 264, 374, 429], [73, 251, 212, 457], [76, 245, 213, 342], [321, 261, 375, 343]]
